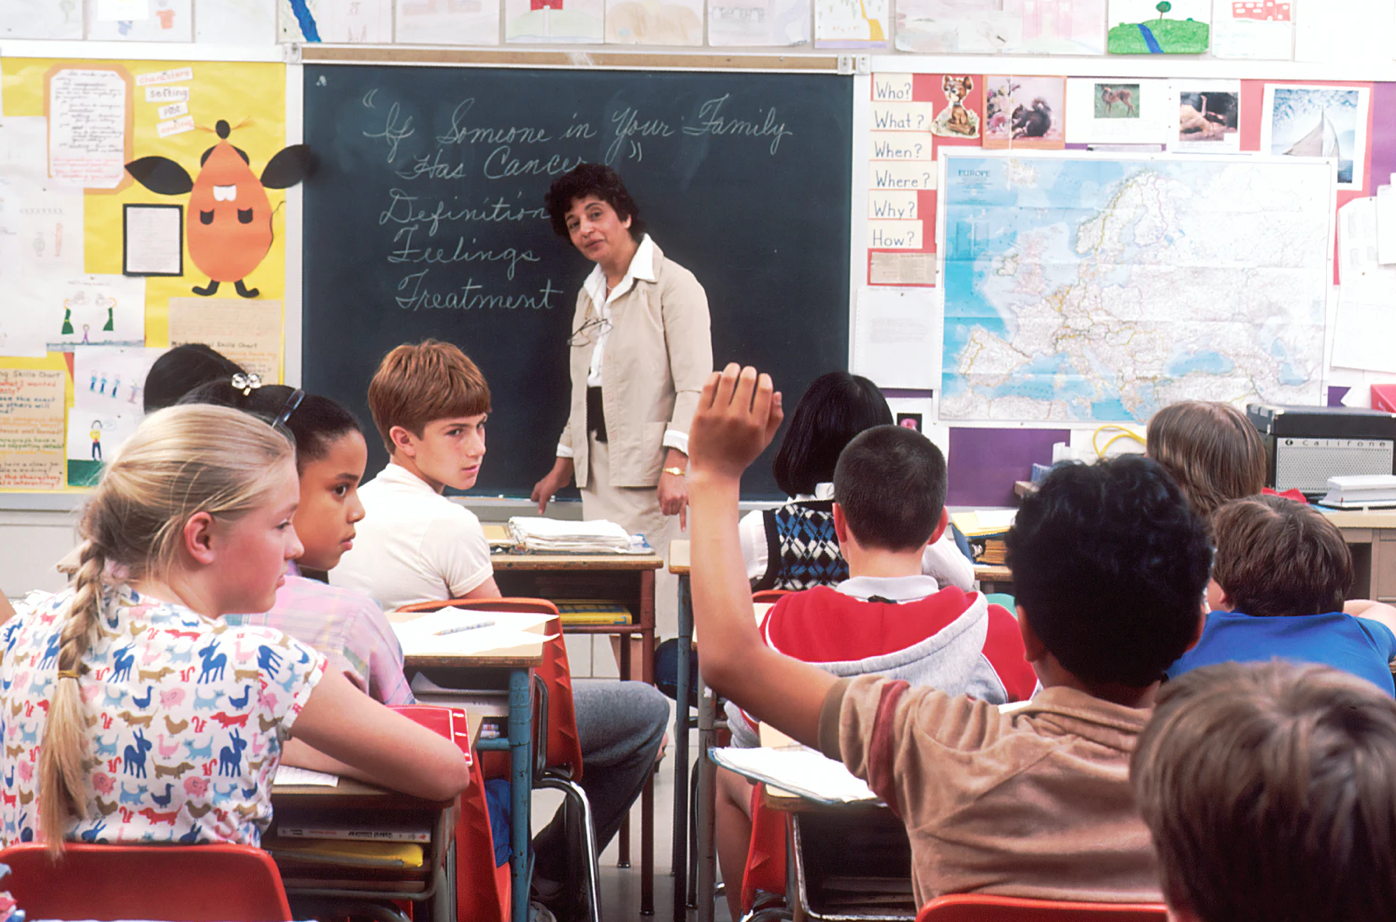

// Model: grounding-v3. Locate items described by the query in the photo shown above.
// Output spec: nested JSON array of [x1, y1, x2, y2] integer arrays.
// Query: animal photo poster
[[1065, 77, 1171, 144], [1170, 79, 1241, 152], [984, 75, 1066, 149], [932, 75, 983, 139], [1107, 0, 1210, 53], [1262, 84, 1370, 189]]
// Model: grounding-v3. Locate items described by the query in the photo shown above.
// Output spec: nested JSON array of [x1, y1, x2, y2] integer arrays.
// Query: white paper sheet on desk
[[711, 746, 878, 804], [274, 766, 339, 787], [392, 609, 555, 657]]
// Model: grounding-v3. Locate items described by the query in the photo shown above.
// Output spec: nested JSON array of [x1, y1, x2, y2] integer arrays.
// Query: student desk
[[268, 777, 459, 922], [392, 612, 545, 922], [487, 545, 663, 914]]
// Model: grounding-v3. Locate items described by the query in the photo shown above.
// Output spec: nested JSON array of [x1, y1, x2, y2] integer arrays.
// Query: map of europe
[[939, 153, 1332, 423]]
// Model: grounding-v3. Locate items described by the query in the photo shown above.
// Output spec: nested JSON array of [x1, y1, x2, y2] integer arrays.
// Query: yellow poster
[[1, 58, 290, 492]]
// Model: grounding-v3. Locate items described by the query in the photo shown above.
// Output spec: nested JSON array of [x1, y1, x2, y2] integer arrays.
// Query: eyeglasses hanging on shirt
[[567, 315, 613, 349]]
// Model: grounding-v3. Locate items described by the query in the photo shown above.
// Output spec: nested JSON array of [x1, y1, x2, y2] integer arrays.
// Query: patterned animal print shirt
[[0, 584, 325, 847]]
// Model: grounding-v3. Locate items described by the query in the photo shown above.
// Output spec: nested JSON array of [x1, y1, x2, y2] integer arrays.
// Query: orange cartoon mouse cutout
[[125, 120, 315, 298]]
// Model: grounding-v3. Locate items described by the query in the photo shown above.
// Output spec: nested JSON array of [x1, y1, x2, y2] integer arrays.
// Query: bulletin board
[[0, 57, 289, 490]]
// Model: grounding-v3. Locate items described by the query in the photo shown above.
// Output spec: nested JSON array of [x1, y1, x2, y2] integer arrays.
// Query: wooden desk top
[[974, 564, 1013, 582], [669, 539, 690, 575], [490, 550, 663, 571]]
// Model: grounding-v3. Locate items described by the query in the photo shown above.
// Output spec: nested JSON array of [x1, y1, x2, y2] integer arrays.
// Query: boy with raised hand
[[687, 364, 1212, 904], [716, 424, 1037, 918], [1132, 661, 1396, 922], [1166, 494, 1396, 696]]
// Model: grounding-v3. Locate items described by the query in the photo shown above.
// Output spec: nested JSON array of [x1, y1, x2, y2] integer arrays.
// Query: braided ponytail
[[33, 404, 293, 851], [37, 540, 107, 853]]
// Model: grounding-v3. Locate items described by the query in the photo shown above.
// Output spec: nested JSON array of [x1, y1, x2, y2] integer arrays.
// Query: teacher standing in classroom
[[531, 164, 712, 633]]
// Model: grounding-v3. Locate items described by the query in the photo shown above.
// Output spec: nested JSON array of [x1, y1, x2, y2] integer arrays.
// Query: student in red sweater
[[716, 424, 1037, 917]]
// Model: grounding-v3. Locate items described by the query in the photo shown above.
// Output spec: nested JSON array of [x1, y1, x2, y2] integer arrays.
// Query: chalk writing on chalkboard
[[357, 88, 797, 314]]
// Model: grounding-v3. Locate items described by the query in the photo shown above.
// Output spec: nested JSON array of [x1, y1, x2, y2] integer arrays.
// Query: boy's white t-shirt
[[330, 462, 493, 611]]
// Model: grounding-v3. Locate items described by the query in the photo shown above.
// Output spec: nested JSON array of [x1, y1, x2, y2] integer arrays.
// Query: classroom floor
[[532, 700, 734, 922]]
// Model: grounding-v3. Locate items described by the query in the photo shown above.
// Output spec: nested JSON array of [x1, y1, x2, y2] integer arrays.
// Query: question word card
[[870, 161, 936, 190], [870, 102, 936, 132]]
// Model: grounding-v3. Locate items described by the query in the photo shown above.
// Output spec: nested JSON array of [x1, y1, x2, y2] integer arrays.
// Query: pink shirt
[[227, 564, 414, 707]]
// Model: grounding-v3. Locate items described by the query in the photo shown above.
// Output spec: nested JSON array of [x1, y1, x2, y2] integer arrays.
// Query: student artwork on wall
[[506, 0, 604, 42], [1107, 0, 1209, 53], [194, 0, 277, 42], [0, 0, 84, 39], [983, 75, 1066, 149], [893, 0, 1017, 52], [1262, 84, 1371, 190], [46, 275, 147, 352], [85, 0, 193, 41], [1209, 0, 1291, 59], [124, 121, 314, 299], [708, 0, 811, 45], [1001, 0, 1107, 54], [815, 0, 889, 47], [279, 0, 394, 42], [606, 0, 704, 43], [66, 345, 163, 486], [396, 0, 502, 44]]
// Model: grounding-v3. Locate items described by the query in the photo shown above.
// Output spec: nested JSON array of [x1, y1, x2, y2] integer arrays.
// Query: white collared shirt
[[558, 234, 689, 459], [330, 462, 493, 611], [582, 234, 656, 388]]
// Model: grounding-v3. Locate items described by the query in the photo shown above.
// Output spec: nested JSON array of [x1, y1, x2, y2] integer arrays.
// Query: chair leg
[[537, 775, 602, 922], [687, 760, 700, 907]]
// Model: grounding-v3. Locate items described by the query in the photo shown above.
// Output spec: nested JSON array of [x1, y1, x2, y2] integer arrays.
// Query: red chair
[[752, 589, 792, 605], [739, 783, 790, 915], [396, 597, 600, 922], [917, 895, 1168, 921], [0, 842, 292, 921]]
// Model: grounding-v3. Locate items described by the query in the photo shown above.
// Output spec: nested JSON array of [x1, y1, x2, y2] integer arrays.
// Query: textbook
[[709, 745, 879, 805], [276, 822, 432, 844], [556, 601, 632, 626]]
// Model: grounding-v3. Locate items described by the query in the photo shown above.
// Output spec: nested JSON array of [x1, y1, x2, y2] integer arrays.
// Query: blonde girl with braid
[[0, 405, 469, 851]]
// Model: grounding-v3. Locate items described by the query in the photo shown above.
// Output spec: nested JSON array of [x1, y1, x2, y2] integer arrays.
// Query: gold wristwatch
[[662, 466, 687, 477]]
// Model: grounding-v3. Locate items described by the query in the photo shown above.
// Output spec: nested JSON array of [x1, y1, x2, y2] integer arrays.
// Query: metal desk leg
[[672, 574, 692, 922], [695, 676, 718, 922], [509, 667, 534, 922]]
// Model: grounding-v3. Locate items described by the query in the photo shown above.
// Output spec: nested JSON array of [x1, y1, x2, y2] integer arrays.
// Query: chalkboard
[[301, 64, 852, 499]]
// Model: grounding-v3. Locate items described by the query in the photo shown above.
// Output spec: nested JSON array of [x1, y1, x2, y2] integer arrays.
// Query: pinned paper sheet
[[607, 0, 704, 44], [47, 68, 131, 190], [168, 298, 283, 382], [894, 0, 1019, 53], [1332, 277, 1396, 375], [853, 287, 942, 389], [74, 346, 164, 415], [88, 0, 192, 41], [1261, 84, 1370, 191], [1168, 79, 1241, 154], [1210, 0, 1292, 60], [0, 0, 84, 39], [506, 0, 604, 42], [1376, 183, 1396, 266], [46, 276, 147, 353], [0, 364, 66, 490], [67, 413, 142, 487], [815, 0, 889, 48], [195, 0, 275, 42], [396, 0, 501, 44], [123, 204, 184, 276], [1294, 0, 1396, 63], [1065, 78, 1170, 145], [707, 0, 808, 45]]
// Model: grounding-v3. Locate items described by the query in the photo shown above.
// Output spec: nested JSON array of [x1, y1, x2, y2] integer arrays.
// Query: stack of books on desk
[[507, 516, 633, 553]]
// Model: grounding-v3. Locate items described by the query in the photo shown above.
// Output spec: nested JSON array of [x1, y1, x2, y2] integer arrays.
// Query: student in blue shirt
[[1167, 494, 1396, 696]]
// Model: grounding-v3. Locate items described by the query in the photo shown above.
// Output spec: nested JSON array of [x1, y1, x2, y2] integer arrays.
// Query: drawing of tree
[[1155, 0, 1171, 20]]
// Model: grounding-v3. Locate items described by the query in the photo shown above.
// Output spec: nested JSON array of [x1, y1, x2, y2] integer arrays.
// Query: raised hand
[[687, 364, 783, 482]]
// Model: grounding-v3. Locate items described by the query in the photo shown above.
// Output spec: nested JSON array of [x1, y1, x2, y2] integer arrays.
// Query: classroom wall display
[[0, 359, 68, 491], [506, 0, 605, 43], [300, 64, 852, 500], [85, 0, 195, 42], [983, 75, 1066, 149], [708, 0, 810, 45], [815, 0, 888, 48], [0, 57, 289, 491]]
